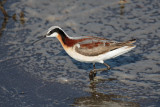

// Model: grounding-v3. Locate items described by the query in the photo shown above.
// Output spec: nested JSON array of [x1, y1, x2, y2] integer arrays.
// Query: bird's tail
[[116, 39, 136, 47], [126, 39, 136, 44], [125, 39, 136, 49]]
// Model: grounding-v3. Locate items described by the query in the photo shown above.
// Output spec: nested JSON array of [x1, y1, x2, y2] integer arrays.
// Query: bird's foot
[[89, 63, 111, 81], [89, 70, 97, 81]]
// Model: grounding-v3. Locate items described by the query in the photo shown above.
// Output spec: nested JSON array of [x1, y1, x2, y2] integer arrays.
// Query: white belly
[[65, 46, 135, 63]]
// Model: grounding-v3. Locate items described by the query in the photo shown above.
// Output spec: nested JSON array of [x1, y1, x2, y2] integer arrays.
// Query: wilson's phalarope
[[33, 26, 136, 80]]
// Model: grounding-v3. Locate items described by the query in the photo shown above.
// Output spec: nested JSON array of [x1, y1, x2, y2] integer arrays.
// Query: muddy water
[[0, 0, 160, 106]]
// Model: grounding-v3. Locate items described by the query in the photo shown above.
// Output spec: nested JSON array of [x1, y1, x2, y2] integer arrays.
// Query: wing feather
[[74, 38, 135, 56]]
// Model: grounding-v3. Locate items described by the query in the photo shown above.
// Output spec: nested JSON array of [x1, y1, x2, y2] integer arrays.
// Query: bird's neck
[[56, 29, 90, 48], [56, 30, 76, 48]]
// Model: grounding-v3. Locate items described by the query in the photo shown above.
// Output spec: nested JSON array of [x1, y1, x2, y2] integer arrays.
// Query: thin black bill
[[32, 35, 46, 45]]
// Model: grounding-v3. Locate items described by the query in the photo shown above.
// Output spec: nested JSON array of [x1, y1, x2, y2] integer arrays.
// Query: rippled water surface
[[0, 0, 160, 107]]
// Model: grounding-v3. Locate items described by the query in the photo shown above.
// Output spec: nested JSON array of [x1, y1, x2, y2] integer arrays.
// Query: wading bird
[[33, 26, 136, 80]]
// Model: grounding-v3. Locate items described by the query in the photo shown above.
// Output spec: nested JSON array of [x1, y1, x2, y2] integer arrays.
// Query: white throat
[[47, 32, 58, 37]]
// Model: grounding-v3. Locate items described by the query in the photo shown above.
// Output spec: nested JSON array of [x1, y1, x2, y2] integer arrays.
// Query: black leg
[[93, 63, 96, 69], [89, 70, 94, 81], [89, 63, 96, 81], [93, 63, 97, 77], [92, 63, 110, 72], [89, 62, 111, 81], [103, 63, 111, 70]]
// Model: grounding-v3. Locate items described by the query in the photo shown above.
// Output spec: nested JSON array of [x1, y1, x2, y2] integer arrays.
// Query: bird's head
[[46, 26, 63, 38], [32, 26, 65, 44]]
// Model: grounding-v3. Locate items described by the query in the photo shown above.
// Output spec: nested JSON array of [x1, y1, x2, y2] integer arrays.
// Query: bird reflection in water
[[73, 78, 140, 107]]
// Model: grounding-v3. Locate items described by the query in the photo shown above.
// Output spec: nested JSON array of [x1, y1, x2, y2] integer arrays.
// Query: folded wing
[[74, 38, 136, 56]]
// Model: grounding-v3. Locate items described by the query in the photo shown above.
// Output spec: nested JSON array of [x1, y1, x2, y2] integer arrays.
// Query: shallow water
[[0, 0, 160, 106]]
